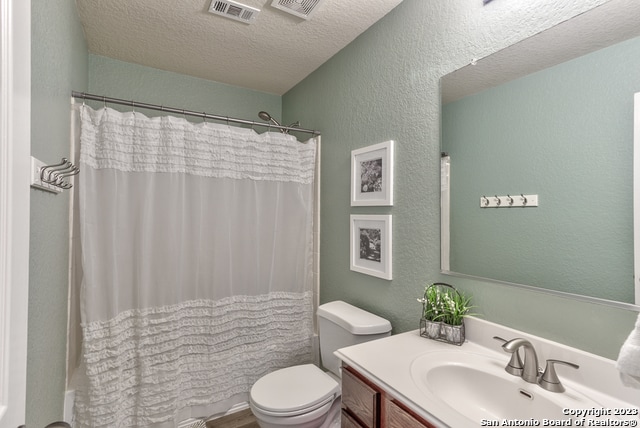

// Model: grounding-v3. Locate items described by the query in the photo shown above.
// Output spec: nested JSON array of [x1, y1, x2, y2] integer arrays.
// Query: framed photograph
[[351, 140, 394, 206], [350, 215, 392, 280]]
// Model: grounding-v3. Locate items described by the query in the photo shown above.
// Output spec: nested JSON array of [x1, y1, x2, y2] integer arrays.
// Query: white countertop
[[334, 317, 640, 427]]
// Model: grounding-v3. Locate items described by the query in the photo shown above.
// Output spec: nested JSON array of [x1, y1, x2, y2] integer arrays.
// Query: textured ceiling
[[442, 0, 640, 104], [75, 0, 404, 95]]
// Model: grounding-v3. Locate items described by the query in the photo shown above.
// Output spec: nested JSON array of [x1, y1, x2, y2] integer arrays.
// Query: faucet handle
[[493, 336, 524, 376], [538, 359, 579, 393]]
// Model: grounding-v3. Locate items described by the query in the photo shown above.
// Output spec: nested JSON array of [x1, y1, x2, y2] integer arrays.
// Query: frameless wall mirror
[[440, 0, 640, 309]]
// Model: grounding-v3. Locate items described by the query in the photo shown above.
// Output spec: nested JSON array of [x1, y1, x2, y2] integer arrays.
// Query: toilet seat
[[250, 364, 340, 417]]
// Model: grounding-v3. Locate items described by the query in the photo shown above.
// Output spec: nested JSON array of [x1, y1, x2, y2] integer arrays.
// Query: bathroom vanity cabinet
[[341, 365, 436, 428], [336, 323, 640, 428]]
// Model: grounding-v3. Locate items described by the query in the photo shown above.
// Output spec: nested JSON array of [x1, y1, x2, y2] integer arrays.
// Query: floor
[[206, 409, 259, 428]]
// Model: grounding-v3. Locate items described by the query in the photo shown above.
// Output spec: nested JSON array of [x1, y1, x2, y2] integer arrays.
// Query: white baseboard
[[177, 418, 200, 428], [210, 402, 250, 420], [63, 390, 75, 426], [178, 401, 251, 427]]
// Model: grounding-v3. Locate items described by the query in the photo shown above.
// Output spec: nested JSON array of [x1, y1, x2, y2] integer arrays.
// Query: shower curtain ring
[[102, 96, 107, 108], [202, 112, 207, 123]]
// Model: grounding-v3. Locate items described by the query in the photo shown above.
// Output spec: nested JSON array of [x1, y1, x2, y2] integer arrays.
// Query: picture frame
[[350, 215, 392, 280], [350, 140, 394, 206]]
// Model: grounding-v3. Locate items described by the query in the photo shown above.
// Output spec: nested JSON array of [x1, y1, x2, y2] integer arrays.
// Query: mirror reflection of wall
[[441, 35, 640, 305]]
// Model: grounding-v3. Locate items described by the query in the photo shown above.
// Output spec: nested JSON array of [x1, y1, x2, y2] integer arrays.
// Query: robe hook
[[40, 158, 71, 182]]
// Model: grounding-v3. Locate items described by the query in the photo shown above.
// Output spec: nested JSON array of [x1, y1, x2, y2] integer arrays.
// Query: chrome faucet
[[500, 338, 540, 383], [538, 359, 579, 392], [495, 336, 580, 392], [493, 336, 523, 376]]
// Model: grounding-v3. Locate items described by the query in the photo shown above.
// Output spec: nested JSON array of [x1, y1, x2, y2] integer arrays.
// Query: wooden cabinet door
[[386, 398, 435, 428], [341, 367, 380, 428], [342, 409, 366, 428], [342, 365, 439, 428]]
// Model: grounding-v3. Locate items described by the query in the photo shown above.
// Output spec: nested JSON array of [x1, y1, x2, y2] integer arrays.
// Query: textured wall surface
[[88, 55, 282, 122], [27, 1, 640, 424], [29, 0, 88, 426], [283, 0, 638, 359]]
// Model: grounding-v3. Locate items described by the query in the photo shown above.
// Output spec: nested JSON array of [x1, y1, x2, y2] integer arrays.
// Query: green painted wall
[[444, 36, 640, 304], [283, 0, 638, 360], [88, 55, 281, 123], [27, 1, 640, 425], [29, 0, 88, 426]]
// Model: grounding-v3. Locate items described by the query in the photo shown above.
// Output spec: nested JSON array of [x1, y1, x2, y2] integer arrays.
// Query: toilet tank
[[317, 301, 391, 377]]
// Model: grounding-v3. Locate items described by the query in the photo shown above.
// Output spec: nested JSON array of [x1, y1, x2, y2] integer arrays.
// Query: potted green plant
[[417, 282, 474, 345]]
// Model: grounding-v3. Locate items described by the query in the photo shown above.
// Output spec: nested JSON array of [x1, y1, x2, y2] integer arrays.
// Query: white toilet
[[249, 301, 392, 428]]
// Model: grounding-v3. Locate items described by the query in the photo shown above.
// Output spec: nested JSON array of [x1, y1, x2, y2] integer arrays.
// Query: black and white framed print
[[350, 215, 392, 280], [350, 140, 394, 206]]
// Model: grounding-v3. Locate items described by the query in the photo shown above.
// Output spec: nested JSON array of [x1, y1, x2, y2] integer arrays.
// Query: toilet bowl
[[249, 301, 391, 428], [249, 364, 341, 428]]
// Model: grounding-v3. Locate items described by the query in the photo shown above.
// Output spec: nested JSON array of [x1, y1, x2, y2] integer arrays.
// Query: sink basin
[[410, 350, 611, 424]]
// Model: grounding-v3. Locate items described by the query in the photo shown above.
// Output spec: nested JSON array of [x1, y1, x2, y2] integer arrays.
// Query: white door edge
[[634, 92, 640, 305], [0, 0, 31, 426]]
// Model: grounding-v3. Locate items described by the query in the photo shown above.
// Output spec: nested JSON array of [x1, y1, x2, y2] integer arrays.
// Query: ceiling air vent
[[208, 0, 260, 24], [270, 0, 325, 20]]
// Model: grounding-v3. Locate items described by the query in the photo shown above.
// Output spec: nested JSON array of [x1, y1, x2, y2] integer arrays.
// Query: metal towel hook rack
[[30, 156, 80, 193]]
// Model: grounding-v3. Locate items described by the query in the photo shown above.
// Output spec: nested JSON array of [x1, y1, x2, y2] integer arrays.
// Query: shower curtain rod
[[71, 91, 320, 136]]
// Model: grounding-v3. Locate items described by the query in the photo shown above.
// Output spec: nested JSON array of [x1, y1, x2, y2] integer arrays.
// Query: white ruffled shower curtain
[[72, 105, 317, 427]]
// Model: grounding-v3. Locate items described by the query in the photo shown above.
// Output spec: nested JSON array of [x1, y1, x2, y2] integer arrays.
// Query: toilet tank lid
[[317, 301, 391, 335]]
